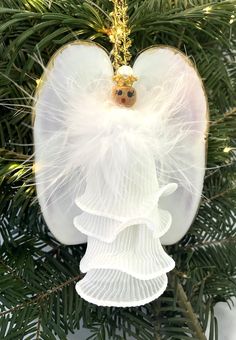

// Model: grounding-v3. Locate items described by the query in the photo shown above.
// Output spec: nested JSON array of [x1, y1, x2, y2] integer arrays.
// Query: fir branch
[[184, 236, 236, 251], [177, 26, 185, 49], [210, 107, 236, 126], [175, 282, 207, 340], [152, 299, 161, 340], [0, 273, 82, 317], [202, 187, 236, 203], [35, 309, 41, 340], [0, 147, 30, 161]]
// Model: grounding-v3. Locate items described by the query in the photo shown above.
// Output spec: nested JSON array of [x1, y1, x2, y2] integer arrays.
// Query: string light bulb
[[36, 78, 41, 87], [229, 14, 235, 24], [203, 6, 212, 14], [223, 147, 235, 153]]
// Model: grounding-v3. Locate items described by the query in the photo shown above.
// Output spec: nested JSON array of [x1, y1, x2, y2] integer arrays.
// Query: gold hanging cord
[[108, 0, 132, 71]]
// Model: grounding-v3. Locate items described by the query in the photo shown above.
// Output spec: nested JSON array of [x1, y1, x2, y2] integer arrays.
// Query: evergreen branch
[[0, 273, 82, 317], [202, 187, 236, 203], [211, 107, 236, 126], [0, 257, 29, 286], [152, 299, 161, 340], [0, 147, 30, 161], [35, 310, 41, 340], [177, 26, 185, 49], [175, 282, 207, 340], [184, 236, 236, 250]]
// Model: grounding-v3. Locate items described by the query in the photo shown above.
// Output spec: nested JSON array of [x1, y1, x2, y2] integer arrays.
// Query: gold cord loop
[[109, 0, 132, 71]]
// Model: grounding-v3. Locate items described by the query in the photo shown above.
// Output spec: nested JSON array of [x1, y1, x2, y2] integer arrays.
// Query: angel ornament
[[34, 1, 207, 308]]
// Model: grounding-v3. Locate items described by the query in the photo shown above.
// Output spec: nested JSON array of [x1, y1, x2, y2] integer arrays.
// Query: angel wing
[[34, 42, 113, 244], [133, 47, 208, 244]]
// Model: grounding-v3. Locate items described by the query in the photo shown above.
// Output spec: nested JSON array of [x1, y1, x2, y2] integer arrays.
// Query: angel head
[[112, 65, 137, 107]]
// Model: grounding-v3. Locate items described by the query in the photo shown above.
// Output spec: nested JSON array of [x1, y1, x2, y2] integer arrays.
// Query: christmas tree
[[0, 0, 235, 339]]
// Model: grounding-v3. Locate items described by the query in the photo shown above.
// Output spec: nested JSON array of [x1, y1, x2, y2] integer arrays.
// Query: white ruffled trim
[[74, 183, 177, 307], [75, 182, 177, 222], [74, 207, 172, 243], [74, 158, 177, 307], [80, 225, 175, 280], [75, 269, 168, 308]]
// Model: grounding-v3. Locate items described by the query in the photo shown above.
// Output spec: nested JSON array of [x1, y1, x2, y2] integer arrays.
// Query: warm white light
[[229, 15, 235, 25], [36, 78, 41, 87], [196, 23, 202, 30], [223, 147, 234, 153], [32, 162, 41, 173], [203, 6, 212, 14], [25, 0, 52, 9]]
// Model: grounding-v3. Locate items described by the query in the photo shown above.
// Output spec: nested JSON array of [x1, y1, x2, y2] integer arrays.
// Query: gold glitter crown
[[113, 73, 138, 87]]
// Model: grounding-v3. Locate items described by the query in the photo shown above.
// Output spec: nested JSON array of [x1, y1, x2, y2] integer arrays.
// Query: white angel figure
[[34, 42, 208, 307]]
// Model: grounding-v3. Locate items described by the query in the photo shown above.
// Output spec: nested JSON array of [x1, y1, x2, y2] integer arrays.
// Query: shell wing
[[34, 42, 113, 244], [133, 46, 208, 245]]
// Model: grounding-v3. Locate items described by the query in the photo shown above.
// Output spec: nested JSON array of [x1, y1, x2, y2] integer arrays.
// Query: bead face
[[112, 85, 136, 107]]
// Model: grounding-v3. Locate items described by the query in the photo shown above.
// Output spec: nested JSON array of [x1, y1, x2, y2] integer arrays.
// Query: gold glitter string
[[107, 0, 132, 71]]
